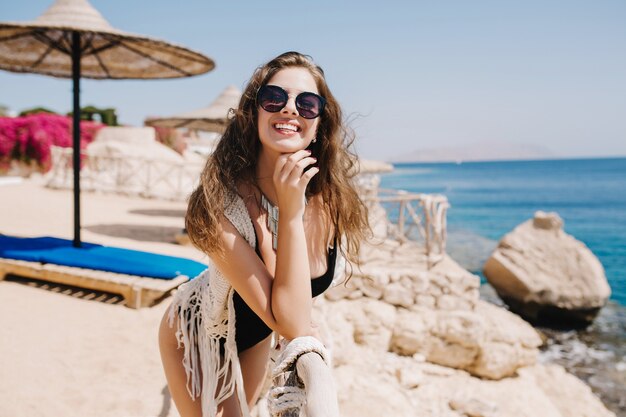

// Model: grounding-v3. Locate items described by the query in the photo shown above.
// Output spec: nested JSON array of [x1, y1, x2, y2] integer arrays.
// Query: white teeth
[[274, 123, 298, 132]]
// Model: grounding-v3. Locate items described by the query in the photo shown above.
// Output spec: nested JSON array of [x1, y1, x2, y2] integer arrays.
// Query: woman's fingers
[[276, 150, 316, 183], [301, 166, 319, 186], [272, 150, 318, 216], [290, 157, 317, 179]]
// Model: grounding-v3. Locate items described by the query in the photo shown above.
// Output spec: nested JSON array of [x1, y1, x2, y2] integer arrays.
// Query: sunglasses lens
[[296, 93, 324, 119], [258, 86, 287, 113]]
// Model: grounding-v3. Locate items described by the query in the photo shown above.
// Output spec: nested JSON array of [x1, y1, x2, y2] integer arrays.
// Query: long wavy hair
[[186, 51, 369, 272]]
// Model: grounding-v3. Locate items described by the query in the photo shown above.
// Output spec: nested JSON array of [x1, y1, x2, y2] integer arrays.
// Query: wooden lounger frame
[[0, 257, 188, 308]]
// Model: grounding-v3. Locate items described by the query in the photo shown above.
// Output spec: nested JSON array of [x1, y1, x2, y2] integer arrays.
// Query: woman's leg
[[158, 307, 204, 417], [159, 307, 272, 417], [238, 335, 273, 408]]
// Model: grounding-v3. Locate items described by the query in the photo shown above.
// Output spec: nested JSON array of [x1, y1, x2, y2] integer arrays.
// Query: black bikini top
[[253, 227, 337, 297]]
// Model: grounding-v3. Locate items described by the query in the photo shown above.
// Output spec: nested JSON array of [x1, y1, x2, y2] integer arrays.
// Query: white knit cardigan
[[167, 192, 256, 417]]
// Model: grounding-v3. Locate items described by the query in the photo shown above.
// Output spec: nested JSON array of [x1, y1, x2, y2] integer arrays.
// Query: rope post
[[270, 337, 340, 417]]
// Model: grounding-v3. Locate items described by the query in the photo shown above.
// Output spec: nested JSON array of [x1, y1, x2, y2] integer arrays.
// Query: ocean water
[[379, 157, 626, 305]]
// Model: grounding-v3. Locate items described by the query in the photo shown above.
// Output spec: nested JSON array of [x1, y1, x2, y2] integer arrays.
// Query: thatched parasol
[[0, 0, 215, 247], [145, 85, 242, 133]]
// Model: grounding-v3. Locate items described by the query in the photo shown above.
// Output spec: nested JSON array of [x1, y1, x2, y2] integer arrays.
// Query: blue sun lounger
[[0, 235, 207, 308]]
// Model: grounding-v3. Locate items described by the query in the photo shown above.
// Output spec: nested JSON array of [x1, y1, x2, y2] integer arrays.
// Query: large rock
[[483, 211, 610, 325], [308, 344, 616, 417], [334, 351, 417, 417], [326, 251, 541, 380], [407, 361, 615, 417], [324, 223, 542, 380], [466, 301, 542, 378], [390, 301, 541, 379]]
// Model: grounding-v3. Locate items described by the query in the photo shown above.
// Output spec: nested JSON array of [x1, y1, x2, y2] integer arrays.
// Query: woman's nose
[[281, 96, 298, 116]]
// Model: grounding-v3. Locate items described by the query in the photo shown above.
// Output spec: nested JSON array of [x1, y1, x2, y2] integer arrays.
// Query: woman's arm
[[210, 218, 286, 335], [210, 215, 316, 341], [270, 206, 312, 339], [271, 150, 319, 339], [211, 150, 319, 340]]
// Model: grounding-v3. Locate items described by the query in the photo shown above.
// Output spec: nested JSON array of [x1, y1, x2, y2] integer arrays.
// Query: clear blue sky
[[1, 0, 625, 160]]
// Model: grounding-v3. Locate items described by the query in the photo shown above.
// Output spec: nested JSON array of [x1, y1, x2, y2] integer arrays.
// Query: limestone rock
[[307, 189, 614, 416], [484, 211, 610, 324], [391, 302, 541, 379], [426, 309, 484, 370], [391, 308, 431, 356], [317, 300, 357, 367], [383, 282, 415, 307], [334, 361, 416, 417], [326, 298, 396, 351], [406, 361, 616, 417], [396, 365, 424, 389], [518, 365, 616, 417], [449, 397, 497, 417], [408, 368, 564, 417], [467, 301, 542, 379]]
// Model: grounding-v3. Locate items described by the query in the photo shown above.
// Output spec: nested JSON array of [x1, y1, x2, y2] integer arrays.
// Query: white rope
[[268, 386, 306, 415], [273, 336, 330, 377], [268, 336, 330, 417]]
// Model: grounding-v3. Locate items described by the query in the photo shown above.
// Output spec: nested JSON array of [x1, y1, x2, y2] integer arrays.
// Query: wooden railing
[[47, 149, 449, 265], [364, 185, 450, 267], [46, 146, 203, 201]]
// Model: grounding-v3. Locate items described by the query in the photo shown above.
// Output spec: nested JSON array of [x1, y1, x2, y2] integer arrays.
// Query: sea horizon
[[388, 154, 626, 165]]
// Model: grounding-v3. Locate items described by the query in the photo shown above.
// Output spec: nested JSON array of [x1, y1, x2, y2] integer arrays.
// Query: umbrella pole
[[71, 31, 82, 248]]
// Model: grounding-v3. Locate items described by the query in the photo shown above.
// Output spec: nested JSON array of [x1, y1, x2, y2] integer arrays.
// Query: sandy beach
[[0, 177, 198, 417]]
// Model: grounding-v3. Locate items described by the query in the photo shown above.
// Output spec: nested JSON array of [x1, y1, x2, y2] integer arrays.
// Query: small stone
[[532, 210, 563, 230], [396, 367, 423, 389], [449, 397, 497, 417], [383, 283, 414, 307]]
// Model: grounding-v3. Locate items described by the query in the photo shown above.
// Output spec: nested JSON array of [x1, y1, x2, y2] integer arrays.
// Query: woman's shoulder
[[219, 184, 257, 245]]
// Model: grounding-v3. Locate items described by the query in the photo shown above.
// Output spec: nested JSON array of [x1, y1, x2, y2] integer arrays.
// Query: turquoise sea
[[380, 157, 626, 306]]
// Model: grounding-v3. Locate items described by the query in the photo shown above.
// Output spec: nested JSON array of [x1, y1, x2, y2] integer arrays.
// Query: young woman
[[159, 51, 369, 417]]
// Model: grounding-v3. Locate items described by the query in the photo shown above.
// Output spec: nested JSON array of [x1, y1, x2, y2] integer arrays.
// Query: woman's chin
[[263, 138, 311, 153]]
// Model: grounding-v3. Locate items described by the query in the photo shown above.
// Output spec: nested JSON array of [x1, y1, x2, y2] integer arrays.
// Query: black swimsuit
[[232, 229, 337, 352]]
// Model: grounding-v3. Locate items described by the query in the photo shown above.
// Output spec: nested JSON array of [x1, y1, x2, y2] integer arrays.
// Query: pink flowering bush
[[0, 113, 103, 173]]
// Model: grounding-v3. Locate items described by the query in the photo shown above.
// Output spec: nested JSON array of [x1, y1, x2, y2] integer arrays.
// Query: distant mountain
[[390, 141, 557, 163]]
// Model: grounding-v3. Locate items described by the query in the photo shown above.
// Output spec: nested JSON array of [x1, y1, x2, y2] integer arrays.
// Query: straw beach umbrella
[[146, 85, 242, 133], [0, 0, 214, 247]]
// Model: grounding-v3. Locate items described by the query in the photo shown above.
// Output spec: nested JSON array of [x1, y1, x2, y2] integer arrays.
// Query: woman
[[159, 51, 369, 417]]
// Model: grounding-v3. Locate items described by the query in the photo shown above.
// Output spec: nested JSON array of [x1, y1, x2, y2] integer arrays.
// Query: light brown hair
[[186, 51, 369, 272]]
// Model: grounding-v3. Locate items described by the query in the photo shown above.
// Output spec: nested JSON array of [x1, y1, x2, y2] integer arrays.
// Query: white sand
[[0, 177, 206, 417]]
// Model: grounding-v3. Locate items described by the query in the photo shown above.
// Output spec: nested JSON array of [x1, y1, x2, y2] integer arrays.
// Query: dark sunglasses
[[256, 85, 326, 119]]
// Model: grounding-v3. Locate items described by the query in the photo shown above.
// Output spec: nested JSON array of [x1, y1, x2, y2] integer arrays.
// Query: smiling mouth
[[274, 123, 301, 133]]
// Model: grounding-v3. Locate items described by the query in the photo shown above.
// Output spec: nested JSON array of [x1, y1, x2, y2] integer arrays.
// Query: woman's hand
[[273, 149, 319, 219]]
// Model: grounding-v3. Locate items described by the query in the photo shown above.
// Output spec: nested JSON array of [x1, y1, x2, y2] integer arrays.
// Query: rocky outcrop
[[483, 211, 611, 324], [324, 243, 542, 380], [332, 350, 615, 417], [310, 209, 612, 416], [313, 308, 615, 417], [253, 187, 615, 417]]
